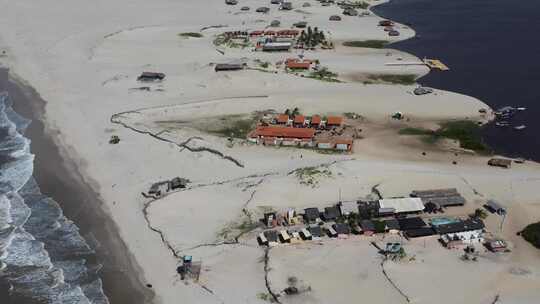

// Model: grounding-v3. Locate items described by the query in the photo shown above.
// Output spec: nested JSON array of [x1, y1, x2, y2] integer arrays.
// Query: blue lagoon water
[[373, 0, 540, 160]]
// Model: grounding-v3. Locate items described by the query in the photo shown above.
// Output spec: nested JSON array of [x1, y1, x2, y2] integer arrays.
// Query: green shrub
[[522, 222, 540, 249], [367, 74, 417, 85], [343, 40, 388, 48], [178, 32, 203, 38]]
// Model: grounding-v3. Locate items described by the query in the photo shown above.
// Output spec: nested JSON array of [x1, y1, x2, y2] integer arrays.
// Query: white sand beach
[[1, 0, 540, 303]]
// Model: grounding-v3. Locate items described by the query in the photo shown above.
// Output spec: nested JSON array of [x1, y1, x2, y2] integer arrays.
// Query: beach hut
[[385, 219, 400, 234], [214, 63, 245, 72], [323, 206, 340, 221], [339, 201, 358, 216], [310, 115, 321, 128], [404, 227, 436, 238], [300, 228, 312, 240], [326, 116, 344, 127], [304, 207, 321, 223], [262, 42, 292, 51], [137, 72, 165, 82], [397, 217, 427, 231], [360, 220, 376, 236], [333, 223, 351, 238], [379, 197, 425, 214], [279, 230, 291, 243], [308, 225, 323, 239], [326, 225, 338, 238], [293, 115, 306, 127]]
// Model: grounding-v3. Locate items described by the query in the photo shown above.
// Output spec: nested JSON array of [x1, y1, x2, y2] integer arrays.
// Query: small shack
[[323, 206, 340, 221], [293, 115, 306, 126], [137, 72, 165, 82], [214, 63, 245, 72], [308, 225, 323, 239], [404, 227, 435, 238], [360, 220, 376, 236], [333, 223, 351, 238], [488, 158, 512, 168], [304, 208, 321, 223], [411, 188, 466, 208], [279, 230, 291, 243], [263, 42, 292, 51], [300, 228, 312, 240], [339, 201, 358, 216], [397, 217, 427, 231], [259, 230, 279, 246], [326, 225, 338, 238], [310, 115, 322, 128], [384, 219, 401, 234], [326, 116, 343, 128]]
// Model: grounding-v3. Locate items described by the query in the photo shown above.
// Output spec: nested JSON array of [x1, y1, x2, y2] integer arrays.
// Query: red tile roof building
[[249, 126, 315, 139], [310, 115, 321, 126], [326, 116, 343, 126], [276, 114, 290, 124], [293, 115, 305, 125]]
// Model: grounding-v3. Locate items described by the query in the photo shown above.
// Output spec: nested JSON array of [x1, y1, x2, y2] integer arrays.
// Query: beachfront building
[[436, 219, 485, 247], [326, 116, 343, 128], [248, 126, 315, 146], [410, 188, 466, 208], [293, 115, 306, 127], [339, 201, 358, 216], [304, 208, 321, 223], [378, 197, 425, 214], [310, 115, 322, 128], [285, 58, 312, 70], [262, 42, 292, 52]]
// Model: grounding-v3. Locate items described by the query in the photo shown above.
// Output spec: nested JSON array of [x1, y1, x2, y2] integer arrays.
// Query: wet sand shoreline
[[2, 68, 153, 304]]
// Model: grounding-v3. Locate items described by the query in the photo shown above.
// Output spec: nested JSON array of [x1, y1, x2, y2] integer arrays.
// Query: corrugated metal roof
[[379, 197, 424, 213]]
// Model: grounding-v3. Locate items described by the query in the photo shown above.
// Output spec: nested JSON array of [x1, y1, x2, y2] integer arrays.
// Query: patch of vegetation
[[521, 222, 540, 249], [293, 166, 332, 187], [472, 208, 489, 220], [372, 220, 386, 233], [213, 34, 252, 48], [260, 61, 270, 69], [178, 32, 203, 38], [206, 114, 258, 139], [350, 1, 370, 9], [343, 40, 388, 48], [297, 26, 327, 48], [398, 120, 490, 153], [218, 210, 259, 240], [367, 74, 417, 85], [307, 67, 341, 83], [257, 292, 277, 303]]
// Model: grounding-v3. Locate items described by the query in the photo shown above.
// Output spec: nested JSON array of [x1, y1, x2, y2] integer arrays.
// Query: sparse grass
[[367, 74, 417, 85], [206, 115, 258, 139], [343, 40, 388, 48], [351, 1, 370, 9], [306, 67, 342, 83], [399, 120, 490, 153], [178, 32, 203, 38], [257, 292, 277, 303], [218, 211, 259, 240], [293, 166, 332, 187]]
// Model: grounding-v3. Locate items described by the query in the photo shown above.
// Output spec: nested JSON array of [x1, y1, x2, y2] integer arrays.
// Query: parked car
[[225, 0, 238, 5], [256, 6, 270, 13], [329, 15, 342, 21], [293, 21, 308, 28], [388, 30, 400, 36], [241, 6, 250, 11]]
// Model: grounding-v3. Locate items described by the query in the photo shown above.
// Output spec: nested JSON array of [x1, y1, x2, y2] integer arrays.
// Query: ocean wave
[[0, 93, 109, 303]]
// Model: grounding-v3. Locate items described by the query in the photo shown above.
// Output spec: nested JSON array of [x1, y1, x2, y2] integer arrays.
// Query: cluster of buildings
[[257, 188, 506, 251], [247, 113, 354, 151]]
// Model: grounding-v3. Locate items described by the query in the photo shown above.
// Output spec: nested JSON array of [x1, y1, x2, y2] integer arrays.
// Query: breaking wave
[[0, 92, 109, 304]]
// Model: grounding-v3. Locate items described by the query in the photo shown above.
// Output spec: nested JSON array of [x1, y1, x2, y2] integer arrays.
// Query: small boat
[[514, 125, 526, 130], [517, 107, 527, 111], [495, 121, 510, 127]]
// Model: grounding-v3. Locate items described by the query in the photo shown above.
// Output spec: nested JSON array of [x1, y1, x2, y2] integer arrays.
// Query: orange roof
[[294, 115, 305, 124], [327, 116, 343, 125], [250, 126, 315, 139], [250, 30, 264, 36], [311, 115, 321, 125], [276, 114, 289, 123], [286, 61, 311, 69]]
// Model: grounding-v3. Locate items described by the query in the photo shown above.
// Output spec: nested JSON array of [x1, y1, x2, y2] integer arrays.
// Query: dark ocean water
[[0, 82, 109, 302], [372, 0, 540, 161]]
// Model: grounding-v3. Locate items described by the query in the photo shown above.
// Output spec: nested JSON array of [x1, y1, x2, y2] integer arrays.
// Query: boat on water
[[517, 107, 527, 111], [495, 121, 510, 127], [514, 125, 526, 130]]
